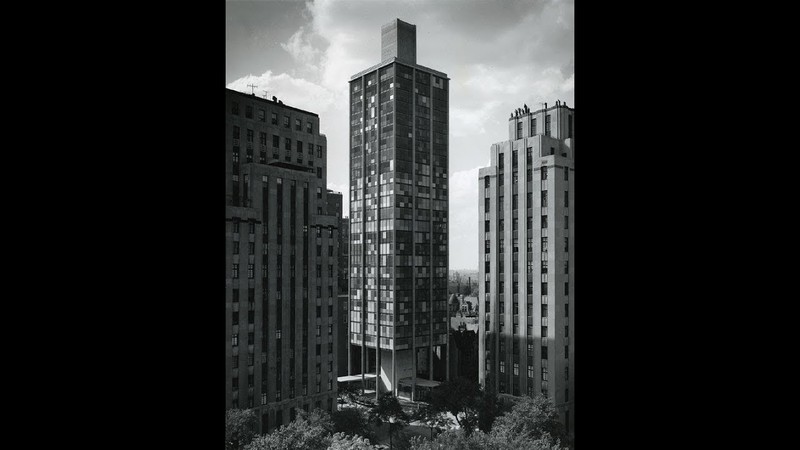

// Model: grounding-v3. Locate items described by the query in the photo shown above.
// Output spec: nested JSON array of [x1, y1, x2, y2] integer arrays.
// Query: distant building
[[347, 18, 450, 402], [225, 88, 340, 433], [448, 294, 479, 382], [478, 101, 574, 436]]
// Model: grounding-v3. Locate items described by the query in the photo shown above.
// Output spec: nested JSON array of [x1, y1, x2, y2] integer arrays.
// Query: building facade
[[348, 19, 450, 401], [225, 88, 340, 433], [478, 101, 574, 436], [337, 216, 350, 377]]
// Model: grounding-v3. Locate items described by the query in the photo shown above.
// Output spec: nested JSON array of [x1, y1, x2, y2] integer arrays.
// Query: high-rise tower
[[225, 88, 340, 433], [347, 19, 449, 402], [478, 102, 574, 436]]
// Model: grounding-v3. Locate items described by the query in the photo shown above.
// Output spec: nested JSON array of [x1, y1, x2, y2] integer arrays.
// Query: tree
[[369, 392, 409, 450], [328, 432, 378, 450], [408, 430, 492, 450], [244, 409, 333, 450], [489, 395, 568, 448], [412, 404, 451, 439], [225, 408, 258, 450], [430, 377, 480, 434], [332, 406, 375, 442], [477, 381, 503, 433], [409, 429, 564, 450]]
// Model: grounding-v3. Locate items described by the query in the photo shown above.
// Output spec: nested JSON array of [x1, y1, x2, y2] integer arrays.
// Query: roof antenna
[[261, 90, 269, 99], [247, 83, 258, 95]]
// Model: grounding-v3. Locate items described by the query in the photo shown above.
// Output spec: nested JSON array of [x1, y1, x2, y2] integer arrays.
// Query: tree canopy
[[328, 432, 378, 450], [489, 395, 567, 446], [225, 408, 258, 450], [244, 409, 333, 450], [332, 406, 375, 442]]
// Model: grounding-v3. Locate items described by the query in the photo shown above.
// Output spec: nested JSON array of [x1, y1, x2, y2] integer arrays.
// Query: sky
[[226, 0, 574, 271]]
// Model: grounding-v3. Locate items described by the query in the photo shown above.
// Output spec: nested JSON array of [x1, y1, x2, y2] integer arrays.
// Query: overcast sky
[[226, 0, 574, 271]]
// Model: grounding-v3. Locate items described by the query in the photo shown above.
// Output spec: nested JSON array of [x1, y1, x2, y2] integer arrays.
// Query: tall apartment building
[[337, 216, 350, 377], [225, 88, 340, 433], [478, 101, 574, 436], [347, 19, 449, 401]]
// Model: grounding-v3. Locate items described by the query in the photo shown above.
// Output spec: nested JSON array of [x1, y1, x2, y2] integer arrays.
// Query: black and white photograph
[[224, 1, 575, 448]]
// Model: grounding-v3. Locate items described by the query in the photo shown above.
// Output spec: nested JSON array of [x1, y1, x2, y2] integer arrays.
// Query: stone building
[[478, 101, 574, 436]]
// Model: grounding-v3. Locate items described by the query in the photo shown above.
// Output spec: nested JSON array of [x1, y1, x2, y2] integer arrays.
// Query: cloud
[[281, 26, 322, 71], [227, 0, 574, 270], [226, 70, 337, 114]]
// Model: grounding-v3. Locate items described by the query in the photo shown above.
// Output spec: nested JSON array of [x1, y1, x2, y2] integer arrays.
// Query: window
[[271, 112, 278, 124], [565, 366, 569, 380], [306, 121, 313, 133], [232, 263, 239, 279], [284, 116, 290, 128], [541, 167, 548, 180], [233, 241, 239, 254], [541, 282, 548, 295], [568, 115, 572, 138], [246, 105, 253, 119], [545, 115, 551, 136], [232, 334, 239, 346], [308, 142, 314, 155], [565, 167, 569, 181], [498, 153, 504, 171], [530, 118, 536, 136], [233, 126, 240, 139], [297, 140, 303, 152], [232, 376, 239, 389], [516, 121, 522, 139], [248, 264, 254, 279], [542, 366, 548, 381], [542, 237, 548, 252], [249, 242, 255, 255], [294, 118, 301, 131], [317, 145, 322, 158], [231, 101, 242, 116], [285, 137, 291, 150], [541, 326, 547, 337], [541, 215, 548, 229], [565, 303, 569, 317], [232, 311, 239, 325], [232, 289, 239, 303], [565, 345, 569, 358], [565, 325, 569, 337], [499, 361, 505, 373], [513, 362, 519, 375], [317, 167, 322, 179], [541, 191, 548, 207], [565, 237, 569, 253], [258, 109, 265, 122], [541, 345, 548, 359], [565, 192, 569, 207], [247, 129, 254, 142], [272, 135, 279, 148]]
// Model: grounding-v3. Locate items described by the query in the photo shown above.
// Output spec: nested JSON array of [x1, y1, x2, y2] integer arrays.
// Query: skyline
[[225, 0, 575, 271]]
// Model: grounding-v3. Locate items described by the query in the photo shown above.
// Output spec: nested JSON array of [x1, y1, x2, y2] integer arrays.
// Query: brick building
[[225, 88, 340, 433]]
